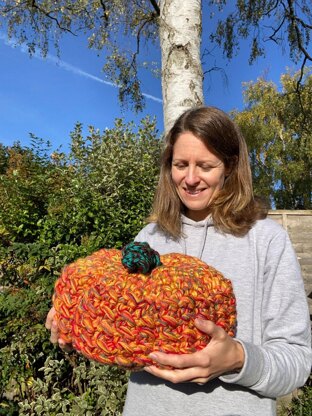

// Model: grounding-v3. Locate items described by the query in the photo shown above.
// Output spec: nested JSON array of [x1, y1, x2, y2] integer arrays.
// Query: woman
[[47, 106, 311, 416]]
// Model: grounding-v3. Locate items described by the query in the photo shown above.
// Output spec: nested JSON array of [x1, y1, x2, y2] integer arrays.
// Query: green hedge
[[0, 117, 161, 415]]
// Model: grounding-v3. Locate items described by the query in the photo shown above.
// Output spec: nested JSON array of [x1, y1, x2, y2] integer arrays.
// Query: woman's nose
[[185, 166, 200, 185]]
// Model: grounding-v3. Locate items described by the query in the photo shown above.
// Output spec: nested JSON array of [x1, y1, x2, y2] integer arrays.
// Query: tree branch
[[203, 65, 229, 92], [293, 16, 312, 31], [99, 0, 109, 26], [1, 1, 28, 14], [264, 15, 287, 44], [30, 0, 76, 35], [287, 0, 312, 61], [265, 0, 280, 16], [148, 0, 160, 16], [130, 15, 155, 70]]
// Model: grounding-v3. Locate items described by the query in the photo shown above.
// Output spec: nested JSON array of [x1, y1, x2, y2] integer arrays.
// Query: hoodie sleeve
[[220, 229, 312, 397]]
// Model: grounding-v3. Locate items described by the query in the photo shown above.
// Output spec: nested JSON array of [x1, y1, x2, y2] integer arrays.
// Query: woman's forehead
[[173, 133, 220, 160]]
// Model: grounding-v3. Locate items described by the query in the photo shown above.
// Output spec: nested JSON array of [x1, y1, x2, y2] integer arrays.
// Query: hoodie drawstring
[[181, 217, 211, 260]]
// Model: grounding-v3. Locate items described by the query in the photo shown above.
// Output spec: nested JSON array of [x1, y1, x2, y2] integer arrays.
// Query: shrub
[[18, 356, 129, 416], [0, 116, 161, 414], [281, 377, 312, 416]]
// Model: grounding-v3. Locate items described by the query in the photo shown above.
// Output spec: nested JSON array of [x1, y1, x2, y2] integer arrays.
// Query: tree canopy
[[0, 0, 311, 115], [211, 0, 312, 84], [0, 0, 160, 112], [233, 68, 312, 209]]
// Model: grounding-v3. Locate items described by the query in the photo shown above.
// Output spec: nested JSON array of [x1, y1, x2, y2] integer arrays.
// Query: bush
[[19, 356, 129, 416], [0, 117, 161, 414], [280, 377, 312, 416]]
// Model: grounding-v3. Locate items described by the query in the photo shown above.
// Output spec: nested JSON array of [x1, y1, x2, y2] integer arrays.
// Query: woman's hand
[[45, 306, 73, 351], [144, 319, 244, 384]]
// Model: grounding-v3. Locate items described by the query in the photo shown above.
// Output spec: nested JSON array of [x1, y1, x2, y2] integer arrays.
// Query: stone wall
[[268, 210, 312, 317]]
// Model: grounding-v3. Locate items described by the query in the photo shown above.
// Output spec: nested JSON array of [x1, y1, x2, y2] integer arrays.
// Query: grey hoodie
[[122, 216, 311, 416]]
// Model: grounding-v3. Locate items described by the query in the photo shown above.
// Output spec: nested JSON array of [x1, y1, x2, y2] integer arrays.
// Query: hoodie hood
[[180, 214, 214, 260]]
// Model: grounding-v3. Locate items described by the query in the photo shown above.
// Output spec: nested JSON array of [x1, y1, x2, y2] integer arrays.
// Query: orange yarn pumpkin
[[53, 243, 236, 369]]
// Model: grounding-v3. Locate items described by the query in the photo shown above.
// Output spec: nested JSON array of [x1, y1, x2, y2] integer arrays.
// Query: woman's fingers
[[45, 306, 56, 330], [144, 364, 213, 384], [50, 320, 60, 344], [45, 307, 59, 344], [148, 350, 207, 369], [45, 306, 73, 351]]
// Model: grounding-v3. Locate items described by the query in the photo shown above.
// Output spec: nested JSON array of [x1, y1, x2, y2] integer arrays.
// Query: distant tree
[[0, 1, 311, 130], [0, 144, 9, 174], [233, 68, 312, 209]]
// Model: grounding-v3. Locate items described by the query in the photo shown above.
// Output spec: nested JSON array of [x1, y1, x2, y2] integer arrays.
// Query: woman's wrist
[[232, 341, 245, 373]]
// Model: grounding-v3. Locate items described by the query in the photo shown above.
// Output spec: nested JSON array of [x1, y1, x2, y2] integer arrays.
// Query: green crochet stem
[[121, 241, 162, 274]]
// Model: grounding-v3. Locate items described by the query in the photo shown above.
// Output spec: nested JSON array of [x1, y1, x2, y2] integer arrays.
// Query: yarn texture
[[53, 242, 236, 369]]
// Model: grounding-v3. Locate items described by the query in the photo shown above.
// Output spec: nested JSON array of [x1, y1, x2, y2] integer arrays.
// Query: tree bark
[[159, 0, 204, 133]]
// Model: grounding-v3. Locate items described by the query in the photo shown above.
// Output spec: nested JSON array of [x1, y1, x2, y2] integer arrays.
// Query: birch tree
[[159, 1, 203, 130]]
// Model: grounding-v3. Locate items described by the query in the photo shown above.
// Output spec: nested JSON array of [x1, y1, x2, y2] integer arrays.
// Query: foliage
[[50, 117, 159, 250], [280, 377, 312, 416], [0, 139, 52, 243], [0, 0, 160, 112], [18, 356, 129, 416], [0, 1, 311, 110], [210, 0, 312, 85], [233, 68, 312, 209], [0, 117, 161, 414]]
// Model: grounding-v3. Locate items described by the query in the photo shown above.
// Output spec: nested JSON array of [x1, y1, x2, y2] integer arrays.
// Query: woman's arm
[[220, 229, 311, 397]]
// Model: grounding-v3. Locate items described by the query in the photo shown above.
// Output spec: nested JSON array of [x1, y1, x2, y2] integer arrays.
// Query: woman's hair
[[149, 106, 268, 237]]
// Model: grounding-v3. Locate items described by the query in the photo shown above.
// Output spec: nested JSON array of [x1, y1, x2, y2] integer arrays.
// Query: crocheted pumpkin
[[53, 242, 236, 369]]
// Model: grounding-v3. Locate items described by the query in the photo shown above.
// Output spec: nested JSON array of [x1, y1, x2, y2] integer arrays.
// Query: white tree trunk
[[159, 0, 203, 133]]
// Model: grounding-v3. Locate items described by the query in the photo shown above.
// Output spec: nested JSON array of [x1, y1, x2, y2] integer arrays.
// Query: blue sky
[[0, 10, 293, 153]]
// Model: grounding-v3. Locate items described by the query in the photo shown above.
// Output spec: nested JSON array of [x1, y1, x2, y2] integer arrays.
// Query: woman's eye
[[200, 165, 213, 171], [173, 163, 187, 169]]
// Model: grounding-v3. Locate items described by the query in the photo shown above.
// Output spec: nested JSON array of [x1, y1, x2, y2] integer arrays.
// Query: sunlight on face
[[171, 132, 226, 221]]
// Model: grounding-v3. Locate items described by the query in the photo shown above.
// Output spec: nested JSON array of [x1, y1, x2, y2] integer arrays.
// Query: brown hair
[[149, 106, 268, 237]]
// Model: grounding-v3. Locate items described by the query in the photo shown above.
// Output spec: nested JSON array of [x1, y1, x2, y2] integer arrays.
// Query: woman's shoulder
[[134, 222, 167, 242], [134, 222, 181, 255], [135, 222, 159, 236], [252, 216, 288, 240]]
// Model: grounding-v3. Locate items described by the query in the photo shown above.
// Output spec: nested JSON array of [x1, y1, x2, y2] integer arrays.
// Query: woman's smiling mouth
[[184, 188, 204, 195]]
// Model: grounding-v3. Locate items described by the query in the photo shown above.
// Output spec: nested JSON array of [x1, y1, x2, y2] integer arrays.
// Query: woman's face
[[171, 132, 227, 221]]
